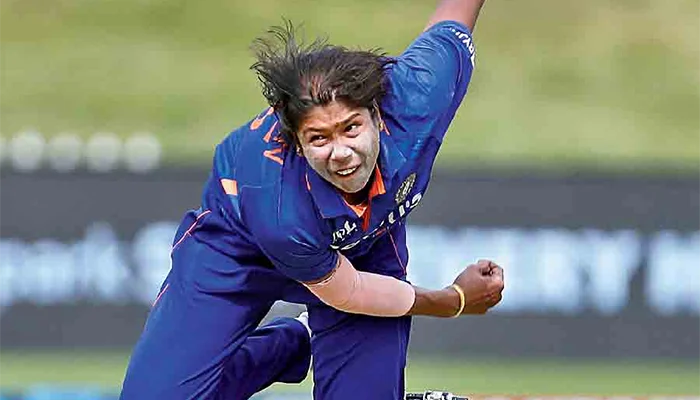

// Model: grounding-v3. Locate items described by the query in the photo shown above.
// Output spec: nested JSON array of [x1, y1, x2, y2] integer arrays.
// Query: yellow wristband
[[450, 284, 466, 318]]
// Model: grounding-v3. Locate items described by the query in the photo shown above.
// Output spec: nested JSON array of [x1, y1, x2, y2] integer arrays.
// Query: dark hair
[[250, 20, 394, 148]]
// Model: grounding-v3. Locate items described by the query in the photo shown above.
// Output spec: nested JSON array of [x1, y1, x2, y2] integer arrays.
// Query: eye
[[344, 123, 360, 133], [310, 135, 327, 145]]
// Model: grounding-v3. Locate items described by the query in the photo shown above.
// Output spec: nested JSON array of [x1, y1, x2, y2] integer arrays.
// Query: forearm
[[305, 254, 462, 318], [304, 255, 416, 317], [425, 0, 487, 31], [407, 286, 462, 317]]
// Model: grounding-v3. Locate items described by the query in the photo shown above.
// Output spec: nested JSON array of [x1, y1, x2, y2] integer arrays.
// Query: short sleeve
[[256, 224, 338, 283], [241, 185, 338, 283], [382, 20, 476, 145]]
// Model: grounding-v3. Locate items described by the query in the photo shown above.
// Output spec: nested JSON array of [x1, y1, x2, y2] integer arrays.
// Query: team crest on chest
[[395, 173, 417, 204]]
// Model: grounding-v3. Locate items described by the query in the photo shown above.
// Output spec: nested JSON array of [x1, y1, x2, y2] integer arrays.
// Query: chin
[[330, 177, 361, 194], [345, 176, 371, 193], [341, 185, 363, 194]]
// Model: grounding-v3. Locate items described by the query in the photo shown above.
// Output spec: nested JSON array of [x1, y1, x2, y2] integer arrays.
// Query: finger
[[490, 268, 504, 285], [492, 265, 504, 279], [487, 292, 502, 307], [476, 260, 492, 275], [487, 274, 504, 292]]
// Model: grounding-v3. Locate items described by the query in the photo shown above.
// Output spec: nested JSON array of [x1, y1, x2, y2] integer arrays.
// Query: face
[[297, 101, 380, 194]]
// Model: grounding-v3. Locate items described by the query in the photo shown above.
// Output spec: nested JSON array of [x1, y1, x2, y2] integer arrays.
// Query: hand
[[453, 259, 504, 315]]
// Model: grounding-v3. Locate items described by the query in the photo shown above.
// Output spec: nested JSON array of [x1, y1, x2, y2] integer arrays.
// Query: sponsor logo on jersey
[[449, 27, 476, 67], [331, 192, 424, 251], [331, 220, 359, 244]]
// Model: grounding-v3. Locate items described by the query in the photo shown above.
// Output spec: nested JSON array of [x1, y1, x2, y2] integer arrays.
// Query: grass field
[[1, 351, 698, 395], [1, 0, 698, 171]]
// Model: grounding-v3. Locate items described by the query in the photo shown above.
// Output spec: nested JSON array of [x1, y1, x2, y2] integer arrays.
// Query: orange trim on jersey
[[220, 178, 238, 195], [370, 166, 386, 197], [263, 148, 284, 165], [171, 210, 211, 254], [152, 283, 170, 308], [345, 201, 368, 218], [263, 121, 278, 143], [305, 173, 312, 191], [388, 230, 406, 274], [341, 166, 386, 230], [250, 107, 274, 130]]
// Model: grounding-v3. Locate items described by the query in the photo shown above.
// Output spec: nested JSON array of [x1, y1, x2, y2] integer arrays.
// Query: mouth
[[334, 166, 359, 177]]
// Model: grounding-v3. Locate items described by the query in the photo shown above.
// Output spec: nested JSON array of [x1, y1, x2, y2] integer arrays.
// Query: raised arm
[[303, 254, 504, 318], [425, 0, 487, 31]]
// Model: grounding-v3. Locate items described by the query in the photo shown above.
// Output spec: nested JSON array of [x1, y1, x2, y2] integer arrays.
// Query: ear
[[371, 101, 384, 131]]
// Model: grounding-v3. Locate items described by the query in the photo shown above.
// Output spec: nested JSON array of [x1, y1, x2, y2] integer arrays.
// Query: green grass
[[403, 357, 700, 395], [0, 351, 128, 391], [1, 0, 698, 172], [1, 351, 698, 395]]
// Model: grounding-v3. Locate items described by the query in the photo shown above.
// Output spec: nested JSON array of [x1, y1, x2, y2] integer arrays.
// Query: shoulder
[[239, 160, 330, 248], [214, 107, 294, 185], [239, 173, 337, 282]]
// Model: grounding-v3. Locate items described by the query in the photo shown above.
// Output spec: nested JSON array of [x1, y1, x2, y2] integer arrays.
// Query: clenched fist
[[453, 259, 504, 315]]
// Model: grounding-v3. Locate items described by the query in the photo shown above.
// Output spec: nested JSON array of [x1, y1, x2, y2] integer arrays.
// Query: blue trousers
[[309, 307, 411, 399], [120, 225, 411, 399]]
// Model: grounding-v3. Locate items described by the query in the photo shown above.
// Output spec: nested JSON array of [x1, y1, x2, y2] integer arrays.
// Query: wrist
[[408, 286, 466, 318], [449, 284, 466, 317]]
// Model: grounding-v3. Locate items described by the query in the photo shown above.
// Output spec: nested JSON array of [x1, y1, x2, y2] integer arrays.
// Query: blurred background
[[1, 0, 699, 398]]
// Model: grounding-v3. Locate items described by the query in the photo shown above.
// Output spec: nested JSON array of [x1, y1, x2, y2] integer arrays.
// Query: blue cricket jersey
[[190, 20, 476, 285]]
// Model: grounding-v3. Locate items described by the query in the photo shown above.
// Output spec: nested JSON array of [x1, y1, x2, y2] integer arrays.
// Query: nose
[[330, 143, 352, 162]]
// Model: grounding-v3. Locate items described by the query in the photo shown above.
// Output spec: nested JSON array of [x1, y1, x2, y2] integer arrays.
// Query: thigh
[[120, 238, 275, 400], [217, 317, 312, 400], [310, 307, 412, 400]]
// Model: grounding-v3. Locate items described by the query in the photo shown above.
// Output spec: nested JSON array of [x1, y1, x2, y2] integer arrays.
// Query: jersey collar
[[305, 129, 406, 219]]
